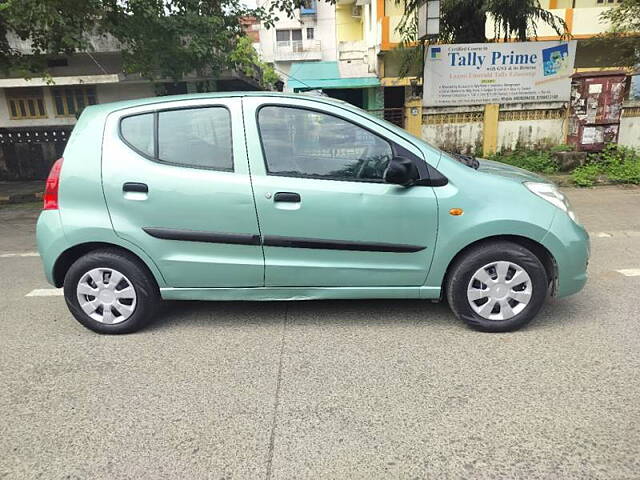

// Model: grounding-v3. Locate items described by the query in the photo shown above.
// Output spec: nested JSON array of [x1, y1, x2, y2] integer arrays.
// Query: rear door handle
[[123, 182, 148, 193], [273, 192, 301, 203]]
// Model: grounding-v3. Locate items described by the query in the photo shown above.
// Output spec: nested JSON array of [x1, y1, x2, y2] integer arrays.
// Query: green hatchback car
[[36, 92, 589, 334]]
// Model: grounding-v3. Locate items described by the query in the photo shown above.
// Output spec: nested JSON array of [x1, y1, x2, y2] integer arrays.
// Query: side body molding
[[143, 227, 426, 253]]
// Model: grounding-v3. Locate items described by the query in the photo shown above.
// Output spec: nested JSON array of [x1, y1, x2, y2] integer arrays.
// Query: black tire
[[446, 241, 549, 332], [63, 248, 160, 334]]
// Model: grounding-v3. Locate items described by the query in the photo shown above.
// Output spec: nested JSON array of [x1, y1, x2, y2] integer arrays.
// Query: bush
[[485, 144, 640, 186], [549, 144, 574, 153], [488, 150, 558, 174], [572, 164, 600, 187], [571, 144, 640, 187]]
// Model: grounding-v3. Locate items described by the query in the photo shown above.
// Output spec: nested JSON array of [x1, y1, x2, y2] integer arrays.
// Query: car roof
[[85, 91, 355, 115]]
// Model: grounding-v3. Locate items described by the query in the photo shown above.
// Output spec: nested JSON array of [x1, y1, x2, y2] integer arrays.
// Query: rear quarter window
[[120, 113, 154, 157]]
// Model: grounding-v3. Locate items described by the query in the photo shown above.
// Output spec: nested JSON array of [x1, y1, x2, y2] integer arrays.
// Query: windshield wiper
[[449, 152, 480, 170]]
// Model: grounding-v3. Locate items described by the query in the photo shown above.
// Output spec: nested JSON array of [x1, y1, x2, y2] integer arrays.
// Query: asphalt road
[[1, 187, 639, 480]]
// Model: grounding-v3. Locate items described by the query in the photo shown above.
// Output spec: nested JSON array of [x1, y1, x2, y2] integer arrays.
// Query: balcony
[[300, 0, 317, 16], [274, 40, 322, 62]]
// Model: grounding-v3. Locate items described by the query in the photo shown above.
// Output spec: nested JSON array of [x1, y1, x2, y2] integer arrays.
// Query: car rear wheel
[[63, 249, 160, 334], [446, 241, 549, 332]]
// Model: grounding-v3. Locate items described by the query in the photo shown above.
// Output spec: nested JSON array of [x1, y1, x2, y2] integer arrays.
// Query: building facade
[[0, 34, 264, 180], [419, 0, 640, 153], [257, 0, 421, 126]]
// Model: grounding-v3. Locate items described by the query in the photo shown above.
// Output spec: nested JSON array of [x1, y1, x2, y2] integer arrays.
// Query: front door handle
[[123, 182, 148, 193], [273, 192, 301, 203]]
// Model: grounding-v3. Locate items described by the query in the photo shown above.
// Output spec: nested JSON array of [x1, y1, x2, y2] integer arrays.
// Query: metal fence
[[0, 127, 72, 180], [275, 40, 321, 53], [367, 108, 405, 129]]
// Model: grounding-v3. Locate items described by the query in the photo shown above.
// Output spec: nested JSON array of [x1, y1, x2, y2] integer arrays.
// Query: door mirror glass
[[383, 156, 420, 186]]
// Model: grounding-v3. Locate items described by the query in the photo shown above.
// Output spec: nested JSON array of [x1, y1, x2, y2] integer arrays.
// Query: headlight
[[524, 182, 578, 223]]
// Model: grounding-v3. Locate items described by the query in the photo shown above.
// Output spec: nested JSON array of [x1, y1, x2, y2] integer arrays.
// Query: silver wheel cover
[[467, 261, 533, 321], [76, 268, 137, 324]]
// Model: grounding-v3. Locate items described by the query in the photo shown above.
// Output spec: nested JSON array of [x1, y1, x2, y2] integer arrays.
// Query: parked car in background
[[36, 93, 589, 334]]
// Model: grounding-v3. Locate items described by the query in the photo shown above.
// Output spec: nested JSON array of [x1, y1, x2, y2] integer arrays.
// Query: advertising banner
[[423, 40, 577, 107]]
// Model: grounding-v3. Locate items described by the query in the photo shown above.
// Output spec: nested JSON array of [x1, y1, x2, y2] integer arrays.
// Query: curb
[[543, 175, 574, 187], [0, 192, 43, 205]]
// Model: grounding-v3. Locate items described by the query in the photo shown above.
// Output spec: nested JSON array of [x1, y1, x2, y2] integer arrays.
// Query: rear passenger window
[[120, 113, 154, 157], [158, 107, 232, 170], [119, 106, 233, 171]]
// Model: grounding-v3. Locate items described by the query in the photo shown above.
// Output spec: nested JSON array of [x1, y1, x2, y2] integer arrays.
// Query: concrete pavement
[[1, 187, 639, 479], [0, 181, 43, 205]]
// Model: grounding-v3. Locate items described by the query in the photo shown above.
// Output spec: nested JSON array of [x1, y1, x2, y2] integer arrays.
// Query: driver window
[[258, 106, 393, 182]]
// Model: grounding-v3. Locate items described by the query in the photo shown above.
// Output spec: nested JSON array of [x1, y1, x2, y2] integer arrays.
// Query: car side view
[[36, 92, 589, 334]]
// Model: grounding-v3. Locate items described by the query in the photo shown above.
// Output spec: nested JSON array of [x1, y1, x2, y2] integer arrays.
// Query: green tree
[[395, 0, 568, 77], [230, 36, 279, 89], [101, 0, 256, 81], [398, 0, 567, 44], [596, 0, 640, 67], [0, 0, 104, 77], [0, 0, 274, 83]]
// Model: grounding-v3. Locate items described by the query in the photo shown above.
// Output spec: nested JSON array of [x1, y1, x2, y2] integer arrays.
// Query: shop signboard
[[423, 40, 577, 106]]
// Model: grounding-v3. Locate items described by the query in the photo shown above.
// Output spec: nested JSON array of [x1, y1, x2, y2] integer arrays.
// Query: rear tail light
[[43, 158, 63, 210]]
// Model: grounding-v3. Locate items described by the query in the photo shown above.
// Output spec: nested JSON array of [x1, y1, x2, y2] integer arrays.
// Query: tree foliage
[[488, 0, 567, 42], [230, 36, 280, 88], [437, 0, 488, 44], [101, 0, 254, 80], [601, 0, 640, 35], [0, 0, 104, 77], [0, 0, 278, 87], [595, 0, 640, 67], [396, 0, 568, 78], [0, 0, 578, 84], [398, 0, 567, 44]]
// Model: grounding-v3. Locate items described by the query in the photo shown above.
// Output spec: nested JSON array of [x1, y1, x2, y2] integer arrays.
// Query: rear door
[[242, 96, 439, 288], [102, 97, 264, 288]]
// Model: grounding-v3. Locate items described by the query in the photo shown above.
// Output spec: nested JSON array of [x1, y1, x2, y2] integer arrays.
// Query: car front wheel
[[446, 241, 549, 332]]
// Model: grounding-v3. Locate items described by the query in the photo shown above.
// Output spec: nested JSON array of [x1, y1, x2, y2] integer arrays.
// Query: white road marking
[[0, 252, 39, 258], [616, 269, 640, 277], [590, 230, 640, 238], [25, 288, 63, 297]]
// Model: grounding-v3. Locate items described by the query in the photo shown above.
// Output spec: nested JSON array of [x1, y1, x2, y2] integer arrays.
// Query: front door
[[242, 96, 438, 288], [102, 97, 263, 288]]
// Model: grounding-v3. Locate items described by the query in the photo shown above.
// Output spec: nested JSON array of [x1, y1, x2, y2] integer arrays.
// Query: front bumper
[[542, 211, 590, 298]]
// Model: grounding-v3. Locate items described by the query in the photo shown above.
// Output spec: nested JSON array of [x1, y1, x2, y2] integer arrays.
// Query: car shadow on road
[[145, 298, 458, 332], [145, 296, 587, 334]]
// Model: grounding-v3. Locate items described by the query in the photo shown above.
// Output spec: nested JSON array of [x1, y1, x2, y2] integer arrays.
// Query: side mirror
[[383, 156, 420, 187]]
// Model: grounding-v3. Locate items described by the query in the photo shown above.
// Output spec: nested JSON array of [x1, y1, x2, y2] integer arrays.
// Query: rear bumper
[[542, 212, 590, 298], [36, 210, 68, 286]]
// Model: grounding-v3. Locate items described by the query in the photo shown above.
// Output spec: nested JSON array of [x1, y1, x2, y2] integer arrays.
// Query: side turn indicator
[[449, 208, 464, 216]]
